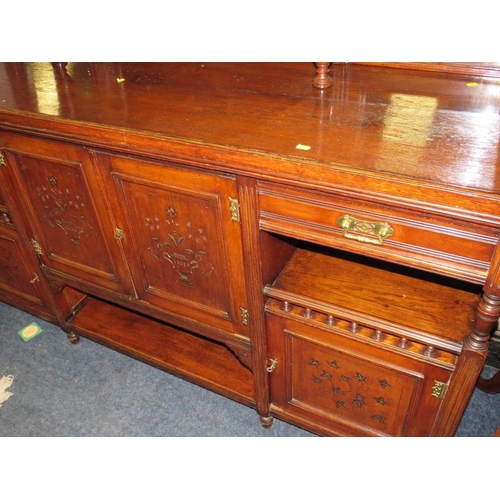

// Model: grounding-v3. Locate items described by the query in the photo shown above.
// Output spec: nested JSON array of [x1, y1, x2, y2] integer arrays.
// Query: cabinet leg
[[260, 415, 274, 428], [66, 331, 80, 344]]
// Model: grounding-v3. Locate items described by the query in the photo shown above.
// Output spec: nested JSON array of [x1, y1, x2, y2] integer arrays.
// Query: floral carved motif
[[146, 204, 214, 287], [36, 175, 92, 246]]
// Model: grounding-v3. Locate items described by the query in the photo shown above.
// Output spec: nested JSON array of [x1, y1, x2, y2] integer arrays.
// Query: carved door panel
[[0, 167, 55, 319], [0, 223, 54, 318], [0, 133, 133, 295], [99, 153, 249, 336], [266, 313, 452, 436]]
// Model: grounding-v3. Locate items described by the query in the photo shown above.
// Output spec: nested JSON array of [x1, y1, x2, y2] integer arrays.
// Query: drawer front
[[266, 312, 452, 437], [258, 183, 497, 283]]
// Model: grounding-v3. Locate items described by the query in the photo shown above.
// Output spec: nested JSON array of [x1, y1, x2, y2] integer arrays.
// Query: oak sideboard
[[1, 62, 499, 436]]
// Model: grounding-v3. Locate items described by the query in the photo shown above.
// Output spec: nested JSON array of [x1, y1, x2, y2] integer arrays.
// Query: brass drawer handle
[[337, 214, 394, 246]]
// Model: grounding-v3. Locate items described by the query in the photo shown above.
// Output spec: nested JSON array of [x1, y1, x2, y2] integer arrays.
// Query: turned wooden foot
[[312, 62, 333, 89], [66, 331, 80, 344], [476, 369, 500, 393], [260, 415, 274, 428]]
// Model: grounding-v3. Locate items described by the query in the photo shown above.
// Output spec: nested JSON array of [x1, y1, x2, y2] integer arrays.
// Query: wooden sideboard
[[1, 62, 499, 436]]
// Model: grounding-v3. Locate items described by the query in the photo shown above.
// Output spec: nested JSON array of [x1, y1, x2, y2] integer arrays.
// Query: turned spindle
[[312, 62, 333, 89]]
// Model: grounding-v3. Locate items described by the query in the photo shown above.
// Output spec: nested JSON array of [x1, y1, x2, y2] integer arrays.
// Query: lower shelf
[[67, 296, 256, 407]]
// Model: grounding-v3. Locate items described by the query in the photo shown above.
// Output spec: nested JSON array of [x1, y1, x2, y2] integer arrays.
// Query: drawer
[[258, 182, 497, 284]]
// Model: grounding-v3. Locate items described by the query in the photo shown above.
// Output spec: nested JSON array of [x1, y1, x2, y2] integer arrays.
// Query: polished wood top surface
[[0, 62, 499, 196]]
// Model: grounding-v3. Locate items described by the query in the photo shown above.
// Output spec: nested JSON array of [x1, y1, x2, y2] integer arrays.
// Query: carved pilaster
[[237, 177, 272, 425], [431, 352, 485, 435], [432, 242, 500, 434]]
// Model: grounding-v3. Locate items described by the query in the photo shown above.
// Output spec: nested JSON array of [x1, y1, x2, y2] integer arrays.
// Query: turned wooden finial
[[312, 62, 333, 89]]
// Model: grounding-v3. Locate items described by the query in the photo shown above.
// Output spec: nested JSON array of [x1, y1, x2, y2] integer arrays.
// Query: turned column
[[432, 241, 500, 435], [472, 242, 500, 358], [466, 292, 500, 353], [473, 252, 500, 394]]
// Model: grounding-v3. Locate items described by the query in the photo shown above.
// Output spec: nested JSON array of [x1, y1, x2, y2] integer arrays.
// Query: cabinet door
[[0, 133, 133, 296], [266, 312, 452, 437], [0, 158, 56, 320], [0, 225, 55, 318], [99, 153, 249, 336]]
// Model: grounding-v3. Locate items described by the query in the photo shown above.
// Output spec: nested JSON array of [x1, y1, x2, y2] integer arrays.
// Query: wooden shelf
[[68, 296, 255, 407], [265, 248, 481, 352]]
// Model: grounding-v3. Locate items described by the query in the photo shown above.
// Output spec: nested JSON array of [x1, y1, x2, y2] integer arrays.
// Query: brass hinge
[[240, 307, 249, 325], [115, 227, 124, 241], [0, 153, 6, 167], [31, 239, 43, 256], [431, 380, 448, 399], [229, 197, 240, 222]]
